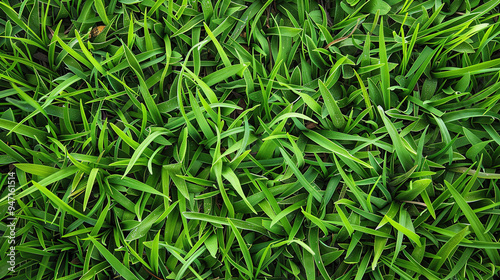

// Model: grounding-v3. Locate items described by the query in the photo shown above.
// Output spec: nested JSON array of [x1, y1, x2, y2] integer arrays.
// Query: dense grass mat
[[1, 0, 500, 279]]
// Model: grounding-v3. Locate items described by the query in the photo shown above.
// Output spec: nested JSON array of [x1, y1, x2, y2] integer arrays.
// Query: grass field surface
[[2, 0, 500, 279]]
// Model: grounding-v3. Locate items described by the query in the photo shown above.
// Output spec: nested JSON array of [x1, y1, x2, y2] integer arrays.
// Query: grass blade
[[87, 236, 139, 280]]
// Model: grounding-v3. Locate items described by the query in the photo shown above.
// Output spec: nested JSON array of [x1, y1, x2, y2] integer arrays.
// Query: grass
[[1, 0, 500, 279]]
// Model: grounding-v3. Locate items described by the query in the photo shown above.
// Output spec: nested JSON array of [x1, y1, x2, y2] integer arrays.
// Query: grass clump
[[2, 0, 500, 279]]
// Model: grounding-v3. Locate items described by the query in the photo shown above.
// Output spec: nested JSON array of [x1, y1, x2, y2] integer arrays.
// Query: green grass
[[1, 0, 500, 279]]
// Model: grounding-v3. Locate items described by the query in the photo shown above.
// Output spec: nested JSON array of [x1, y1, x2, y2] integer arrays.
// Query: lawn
[[1, 0, 500, 279]]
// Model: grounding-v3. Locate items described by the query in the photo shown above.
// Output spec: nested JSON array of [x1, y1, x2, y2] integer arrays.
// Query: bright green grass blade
[[372, 225, 391, 270], [188, 89, 215, 139], [270, 112, 316, 127], [429, 226, 470, 271], [444, 180, 500, 265], [303, 241, 316, 280], [304, 130, 372, 168], [279, 148, 322, 202], [122, 41, 144, 80], [432, 114, 453, 164], [53, 35, 93, 69], [433, 57, 500, 78], [12, 83, 49, 120], [335, 204, 354, 236], [0, 139, 27, 163], [228, 219, 254, 277], [122, 130, 169, 178], [180, 63, 219, 103], [355, 251, 372, 280], [420, 189, 436, 219], [125, 206, 164, 241], [377, 106, 414, 171], [302, 209, 329, 236], [83, 168, 99, 211], [14, 164, 59, 177], [204, 234, 218, 258], [396, 179, 432, 201], [80, 262, 109, 280], [270, 200, 305, 228], [222, 166, 257, 214], [333, 155, 370, 212], [318, 79, 346, 129], [94, 0, 110, 25], [108, 175, 167, 197], [280, 83, 322, 115], [137, 73, 164, 126], [174, 246, 206, 280], [32, 181, 95, 224], [90, 202, 110, 237], [203, 22, 231, 67], [404, 46, 437, 94], [379, 16, 391, 109], [74, 30, 106, 75], [182, 212, 268, 236], [442, 248, 474, 280], [87, 236, 139, 280], [384, 215, 422, 247], [202, 64, 247, 86], [0, 118, 48, 141], [0, 2, 43, 44]]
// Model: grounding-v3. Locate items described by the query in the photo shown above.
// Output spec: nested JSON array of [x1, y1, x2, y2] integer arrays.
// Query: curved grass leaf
[[87, 236, 139, 280]]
